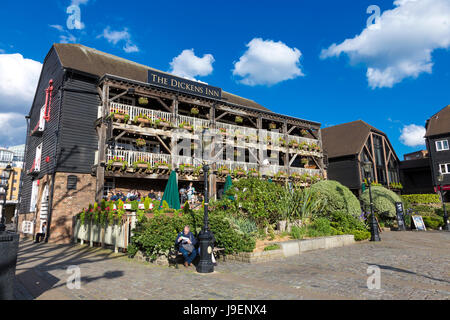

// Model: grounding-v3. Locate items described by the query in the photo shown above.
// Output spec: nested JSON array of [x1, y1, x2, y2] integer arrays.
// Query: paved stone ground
[[13, 231, 450, 300]]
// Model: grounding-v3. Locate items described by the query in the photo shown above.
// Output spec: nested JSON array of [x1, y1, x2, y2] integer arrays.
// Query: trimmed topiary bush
[[361, 186, 403, 219], [310, 180, 361, 217]]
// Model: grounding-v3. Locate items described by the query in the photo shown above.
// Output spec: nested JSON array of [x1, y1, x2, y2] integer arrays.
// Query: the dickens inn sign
[[147, 70, 222, 99]]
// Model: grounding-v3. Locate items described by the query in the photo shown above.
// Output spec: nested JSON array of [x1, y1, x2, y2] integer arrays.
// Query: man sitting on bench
[[175, 225, 197, 267]]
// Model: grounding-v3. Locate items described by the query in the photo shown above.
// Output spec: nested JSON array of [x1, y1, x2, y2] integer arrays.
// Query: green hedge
[[402, 194, 440, 204], [422, 216, 444, 230], [361, 186, 403, 219], [310, 180, 361, 218], [128, 208, 256, 259]]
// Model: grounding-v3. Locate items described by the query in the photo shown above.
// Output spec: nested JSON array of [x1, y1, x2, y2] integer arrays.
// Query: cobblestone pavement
[[13, 231, 450, 300]]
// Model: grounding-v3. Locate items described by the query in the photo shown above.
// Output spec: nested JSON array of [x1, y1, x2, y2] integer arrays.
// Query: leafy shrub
[[264, 244, 281, 251], [422, 216, 444, 229], [310, 180, 361, 217], [361, 186, 403, 219], [228, 216, 258, 235], [281, 186, 328, 223], [307, 218, 339, 237], [352, 230, 371, 241], [290, 225, 307, 240], [402, 194, 440, 204], [212, 178, 287, 227], [328, 210, 367, 233]]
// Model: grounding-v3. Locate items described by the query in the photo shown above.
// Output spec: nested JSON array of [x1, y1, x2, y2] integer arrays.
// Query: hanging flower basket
[[235, 116, 243, 124], [135, 138, 146, 147], [301, 129, 308, 136], [190, 107, 199, 115], [269, 122, 277, 130], [138, 97, 149, 106]]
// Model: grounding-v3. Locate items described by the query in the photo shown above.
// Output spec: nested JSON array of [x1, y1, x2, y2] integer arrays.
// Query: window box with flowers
[[217, 165, 230, 176], [248, 168, 260, 177], [279, 137, 287, 147], [155, 117, 172, 128], [133, 159, 151, 171], [153, 161, 171, 171], [107, 157, 127, 171], [289, 140, 299, 148], [133, 114, 151, 126], [219, 127, 228, 137], [178, 121, 193, 131], [110, 111, 130, 123], [233, 167, 246, 177], [299, 141, 309, 151], [234, 130, 245, 140], [179, 163, 194, 174]]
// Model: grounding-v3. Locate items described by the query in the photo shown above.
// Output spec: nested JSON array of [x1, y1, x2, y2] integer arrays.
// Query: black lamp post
[[437, 173, 449, 231], [361, 161, 381, 241], [0, 164, 13, 233], [196, 129, 214, 273]]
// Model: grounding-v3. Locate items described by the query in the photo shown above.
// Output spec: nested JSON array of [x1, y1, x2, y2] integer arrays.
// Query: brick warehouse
[[19, 43, 327, 244]]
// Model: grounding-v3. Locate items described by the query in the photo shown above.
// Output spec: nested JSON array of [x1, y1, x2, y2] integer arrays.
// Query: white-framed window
[[32, 143, 43, 172], [39, 104, 46, 131], [30, 180, 39, 212], [439, 163, 450, 174], [103, 179, 115, 198], [436, 140, 449, 151]]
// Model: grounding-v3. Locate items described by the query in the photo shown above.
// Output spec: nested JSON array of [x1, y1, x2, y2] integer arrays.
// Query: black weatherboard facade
[[425, 105, 450, 201], [20, 47, 99, 215]]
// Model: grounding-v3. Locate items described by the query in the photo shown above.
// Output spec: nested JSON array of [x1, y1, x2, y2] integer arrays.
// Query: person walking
[[34, 222, 47, 243]]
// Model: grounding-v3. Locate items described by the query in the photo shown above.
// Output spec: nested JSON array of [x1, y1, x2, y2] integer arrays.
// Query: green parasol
[[224, 175, 235, 200], [160, 170, 181, 210]]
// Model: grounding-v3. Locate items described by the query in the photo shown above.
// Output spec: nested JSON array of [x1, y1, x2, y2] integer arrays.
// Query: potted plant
[[190, 107, 199, 116], [300, 129, 308, 136], [301, 157, 308, 167], [235, 116, 243, 124], [135, 138, 146, 148], [138, 97, 149, 106], [110, 111, 130, 123]]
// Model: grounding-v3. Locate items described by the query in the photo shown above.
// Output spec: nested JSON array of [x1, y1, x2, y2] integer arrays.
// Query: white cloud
[[399, 124, 426, 147], [232, 38, 304, 86], [169, 49, 214, 80], [0, 53, 42, 114], [321, 0, 450, 89], [50, 24, 77, 43], [98, 27, 139, 53], [0, 113, 27, 147]]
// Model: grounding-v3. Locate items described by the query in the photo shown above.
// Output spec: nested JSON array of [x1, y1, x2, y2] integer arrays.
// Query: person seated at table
[[126, 189, 134, 201], [148, 189, 156, 200], [175, 225, 197, 267], [109, 190, 119, 201]]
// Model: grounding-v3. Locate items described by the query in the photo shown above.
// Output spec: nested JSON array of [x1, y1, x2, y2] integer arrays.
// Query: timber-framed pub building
[[19, 44, 326, 243]]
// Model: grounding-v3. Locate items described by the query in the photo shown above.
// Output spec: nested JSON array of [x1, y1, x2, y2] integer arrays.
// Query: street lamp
[[196, 128, 215, 273], [361, 161, 381, 241], [0, 164, 13, 233], [437, 173, 449, 231]]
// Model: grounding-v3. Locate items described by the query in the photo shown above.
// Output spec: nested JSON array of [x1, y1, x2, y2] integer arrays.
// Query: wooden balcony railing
[[105, 102, 322, 151]]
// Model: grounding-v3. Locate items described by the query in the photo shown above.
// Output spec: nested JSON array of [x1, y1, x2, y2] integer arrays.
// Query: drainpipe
[[16, 115, 31, 233], [45, 72, 65, 243]]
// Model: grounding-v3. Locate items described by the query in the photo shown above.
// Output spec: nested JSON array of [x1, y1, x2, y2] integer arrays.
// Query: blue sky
[[0, 0, 449, 159]]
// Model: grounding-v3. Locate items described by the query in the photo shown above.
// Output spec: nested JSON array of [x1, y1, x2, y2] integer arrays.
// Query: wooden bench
[[170, 247, 225, 269]]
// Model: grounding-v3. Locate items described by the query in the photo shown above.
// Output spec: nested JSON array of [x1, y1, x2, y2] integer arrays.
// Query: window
[[439, 163, 450, 174], [104, 179, 115, 198], [436, 140, 449, 151], [30, 180, 39, 212]]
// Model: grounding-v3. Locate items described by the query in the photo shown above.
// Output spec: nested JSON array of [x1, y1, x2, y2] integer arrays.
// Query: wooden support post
[[283, 121, 289, 173], [95, 83, 109, 203], [370, 133, 378, 182], [257, 116, 264, 171]]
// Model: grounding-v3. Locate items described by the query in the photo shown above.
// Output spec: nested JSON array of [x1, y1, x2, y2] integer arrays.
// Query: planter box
[[113, 114, 126, 122], [137, 118, 150, 126]]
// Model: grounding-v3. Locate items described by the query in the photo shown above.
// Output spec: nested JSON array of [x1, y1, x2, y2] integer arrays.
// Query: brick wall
[[18, 173, 96, 244]]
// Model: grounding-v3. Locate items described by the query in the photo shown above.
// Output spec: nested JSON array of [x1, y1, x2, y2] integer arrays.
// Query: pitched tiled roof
[[322, 120, 384, 158], [53, 43, 270, 112], [425, 105, 450, 137]]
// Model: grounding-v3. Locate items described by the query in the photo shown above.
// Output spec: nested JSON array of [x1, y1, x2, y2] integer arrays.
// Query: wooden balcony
[[104, 102, 323, 157], [106, 149, 322, 183]]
